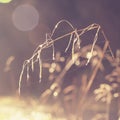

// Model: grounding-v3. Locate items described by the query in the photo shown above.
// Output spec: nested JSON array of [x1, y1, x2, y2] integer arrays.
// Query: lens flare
[[12, 4, 39, 31]]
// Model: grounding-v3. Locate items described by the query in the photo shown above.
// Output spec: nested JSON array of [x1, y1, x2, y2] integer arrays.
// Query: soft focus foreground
[[0, 97, 66, 120]]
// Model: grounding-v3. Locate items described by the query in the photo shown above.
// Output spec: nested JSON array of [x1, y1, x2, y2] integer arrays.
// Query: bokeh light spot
[[12, 4, 39, 31], [0, 0, 12, 3]]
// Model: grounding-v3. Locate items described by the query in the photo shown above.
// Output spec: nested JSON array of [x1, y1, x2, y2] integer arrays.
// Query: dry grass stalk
[[18, 20, 116, 120]]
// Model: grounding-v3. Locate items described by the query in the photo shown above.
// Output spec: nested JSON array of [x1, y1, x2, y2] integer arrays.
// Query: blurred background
[[0, 0, 120, 95], [0, 0, 120, 120]]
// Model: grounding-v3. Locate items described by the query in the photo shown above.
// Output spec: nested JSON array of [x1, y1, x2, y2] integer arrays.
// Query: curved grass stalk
[[51, 19, 75, 36], [101, 30, 115, 59], [18, 60, 29, 94], [38, 49, 42, 83], [86, 25, 101, 65], [65, 33, 73, 52], [52, 43, 55, 60], [27, 64, 30, 81], [18, 20, 113, 96]]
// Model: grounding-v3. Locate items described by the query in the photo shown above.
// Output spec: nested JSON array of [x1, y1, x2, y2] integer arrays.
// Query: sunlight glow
[[0, 97, 66, 120], [0, 0, 12, 3]]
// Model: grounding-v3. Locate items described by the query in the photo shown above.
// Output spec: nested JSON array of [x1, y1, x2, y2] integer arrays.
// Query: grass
[[18, 20, 119, 120]]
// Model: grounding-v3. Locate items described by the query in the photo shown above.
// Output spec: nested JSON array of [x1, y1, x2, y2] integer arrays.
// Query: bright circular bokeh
[[0, 0, 12, 3], [12, 4, 39, 31]]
